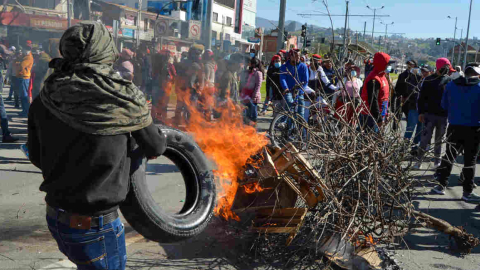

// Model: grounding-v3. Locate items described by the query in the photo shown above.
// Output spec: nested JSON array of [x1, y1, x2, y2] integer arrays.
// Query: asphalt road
[[1, 86, 480, 269]]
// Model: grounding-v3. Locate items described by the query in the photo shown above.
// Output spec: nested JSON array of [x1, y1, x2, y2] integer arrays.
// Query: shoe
[[412, 162, 423, 170], [431, 185, 446, 195], [2, 134, 19, 143], [20, 144, 29, 158], [259, 111, 266, 116], [462, 192, 480, 203]]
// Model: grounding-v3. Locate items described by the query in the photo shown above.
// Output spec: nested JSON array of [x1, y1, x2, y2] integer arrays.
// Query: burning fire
[[242, 182, 271, 194], [171, 91, 268, 221]]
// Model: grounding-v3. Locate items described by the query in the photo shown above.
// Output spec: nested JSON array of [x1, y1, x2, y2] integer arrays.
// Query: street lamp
[[463, 0, 473, 70], [380, 21, 394, 52], [366, 5, 384, 48], [447, 16, 458, 65]]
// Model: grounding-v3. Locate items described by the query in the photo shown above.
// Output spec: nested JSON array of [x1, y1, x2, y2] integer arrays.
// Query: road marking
[[40, 230, 144, 269]]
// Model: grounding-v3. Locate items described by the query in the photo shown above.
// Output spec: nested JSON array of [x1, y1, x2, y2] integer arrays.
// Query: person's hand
[[418, 114, 425, 123], [283, 89, 289, 95]]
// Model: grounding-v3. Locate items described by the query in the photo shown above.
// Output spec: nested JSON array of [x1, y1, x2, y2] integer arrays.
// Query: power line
[[298, 14, 390, 17]]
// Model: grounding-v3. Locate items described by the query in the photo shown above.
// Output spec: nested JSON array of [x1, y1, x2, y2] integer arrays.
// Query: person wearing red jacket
[[360, 52, 391, 132]]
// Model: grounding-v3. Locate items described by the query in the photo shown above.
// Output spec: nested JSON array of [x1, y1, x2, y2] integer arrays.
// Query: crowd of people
[[0, 21, 475, 269]]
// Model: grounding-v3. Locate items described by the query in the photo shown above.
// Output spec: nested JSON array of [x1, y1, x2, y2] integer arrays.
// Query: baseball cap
[[312, 54, 322, 60], [406, 60, 418, 67], [421, 65, 432, 72], [465, 62, 480, 75], [436, 58, 455, 73]]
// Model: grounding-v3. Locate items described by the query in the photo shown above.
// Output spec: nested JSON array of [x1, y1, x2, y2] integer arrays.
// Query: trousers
[[436, 125, 480, 194], [418, 113, 448, 161]]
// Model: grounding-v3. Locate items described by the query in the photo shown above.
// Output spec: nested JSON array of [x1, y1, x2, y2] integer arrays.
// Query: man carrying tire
[[27, 22, 167, 269]]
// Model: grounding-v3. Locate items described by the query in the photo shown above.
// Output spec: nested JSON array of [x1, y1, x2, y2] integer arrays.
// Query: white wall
[[212, 3, 235, 40]]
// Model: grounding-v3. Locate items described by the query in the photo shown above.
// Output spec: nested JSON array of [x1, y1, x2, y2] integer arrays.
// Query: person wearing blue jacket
[[279, 49, 309, 118], [431, 63, 480, 203]]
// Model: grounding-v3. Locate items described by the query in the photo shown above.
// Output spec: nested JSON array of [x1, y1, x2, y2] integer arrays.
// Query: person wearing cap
[[260, 55, 283, 116], [151, 50, 176, 122], [398, 60, 424, 149], [393, 60, 416, 125], [320, 58, 338, 102], [413, 58, 454, 170], [217, 53, 244, 107], [431, 62, 480, 203], [307, 54, 338, 117], [202, 49, 216, 121], [0, 47, 19, 143], [278, 50, 287, 64], [12, 42, 34, 116], [279, 49, 309, 119], [6, 47, 20, 104], [31, 40, 60, 100], [360, 52, 391, 132]]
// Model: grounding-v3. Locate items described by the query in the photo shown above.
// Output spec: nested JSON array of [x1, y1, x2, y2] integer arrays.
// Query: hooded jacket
[[361, 52, 390, 122], [442, 76, 480, 126]]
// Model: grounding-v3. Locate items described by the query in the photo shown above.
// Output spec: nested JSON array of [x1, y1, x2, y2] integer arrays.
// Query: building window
[[214, 0, 235, 9], [213, 12, 219, 22], [225, 33, 231, 41], [226, 17, 232, 26]]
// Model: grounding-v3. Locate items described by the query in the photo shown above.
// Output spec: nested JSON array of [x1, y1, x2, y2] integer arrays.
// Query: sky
[[256, 0, 480, 40]]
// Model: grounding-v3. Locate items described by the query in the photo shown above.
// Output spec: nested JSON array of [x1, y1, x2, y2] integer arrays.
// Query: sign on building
[[155, 19, 169, 37], [188, 20, 201, 40]]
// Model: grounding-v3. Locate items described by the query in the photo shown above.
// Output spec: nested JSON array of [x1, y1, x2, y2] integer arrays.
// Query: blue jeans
[[245, 101, 258, 122], [404, 109, 424, 145], [46, 211, 127, 269], [14, 77, 30, 115], [283, 93, 305, 118], [0, 73, 9, 136]]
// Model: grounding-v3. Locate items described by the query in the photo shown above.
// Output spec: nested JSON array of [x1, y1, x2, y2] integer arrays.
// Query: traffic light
[[301, 24, 307, 37], [436, 38, 441, 45], [306, 39, 311, 47]]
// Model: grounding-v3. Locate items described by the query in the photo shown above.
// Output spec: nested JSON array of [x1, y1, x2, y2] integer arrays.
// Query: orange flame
[[242, 182, 271, 194], [169, 89, 268, 221]]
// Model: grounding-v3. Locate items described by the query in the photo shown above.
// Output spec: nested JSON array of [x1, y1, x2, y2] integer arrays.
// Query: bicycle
[[268, 85, 310, 151]]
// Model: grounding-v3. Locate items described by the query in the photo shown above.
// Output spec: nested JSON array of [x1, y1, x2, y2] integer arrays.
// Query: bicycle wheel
[[269, 112, 310, 150]]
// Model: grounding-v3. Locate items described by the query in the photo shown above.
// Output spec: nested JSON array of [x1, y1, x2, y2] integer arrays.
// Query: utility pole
[[463, 0, 473, 70], [342, 1, 349, 61], [363, 21, 367, 41], [137, 0, 142, 47], [277, 0, 286, 51], [367, 5, 384, 48], [380, 21, 394, 52], [259, 27, 264, 61], [458, 29, 463, 67], [448, 16, 457, 65], [67, 0, 71, 28], [205, 0, 213, 49]]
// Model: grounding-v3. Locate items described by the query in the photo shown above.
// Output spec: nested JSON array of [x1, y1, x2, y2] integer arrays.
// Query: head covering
[[312, 54, 322, 60], [372, 52, 391, 73], [406, 60, 418, 67], [279, 49, 286, 54], [26, 40, 32, 49], [436, 58, 455, 73], [270, 54, 281, 65], [40, 22, 151, 136], [465, 63, 480, 75], [205, 49, 214, 57], [8, 46, 15, 51]]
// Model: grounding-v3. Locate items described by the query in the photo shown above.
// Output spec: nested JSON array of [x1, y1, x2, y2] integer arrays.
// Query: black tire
[[120, 125, 216, 243], [269, 112, 310, 150]]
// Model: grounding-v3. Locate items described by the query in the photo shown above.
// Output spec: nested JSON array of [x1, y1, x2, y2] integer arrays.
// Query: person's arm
[[318, 67, 338, 91], [279, 65, 289, 92], [131, 123, 167, 159], [265, 69, 272, 98], [27, 101, 41, 169], [300, 64, 309, 89], [441, 83, 450, 112], [367, 80, 382, 122], [395, 72, 406, 97], [417, 80, 427, 121]]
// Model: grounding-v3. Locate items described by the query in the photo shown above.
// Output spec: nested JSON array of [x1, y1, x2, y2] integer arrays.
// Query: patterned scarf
[[40, 22, 152, 135]]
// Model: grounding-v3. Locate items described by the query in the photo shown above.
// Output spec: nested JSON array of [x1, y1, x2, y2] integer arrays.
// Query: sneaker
[[462, 192, 480, 203], [431, 185, 446, 195], [2, 134, 19, 143], [20, 144, 29, 158], [412, 162, 423, 170]]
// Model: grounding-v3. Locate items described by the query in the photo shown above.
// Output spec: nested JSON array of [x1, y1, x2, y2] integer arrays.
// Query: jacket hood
[[372, 52, 390, 73], [453, 76, 480, 86]]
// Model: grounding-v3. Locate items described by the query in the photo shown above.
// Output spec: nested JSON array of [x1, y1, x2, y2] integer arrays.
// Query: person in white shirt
[[333, 68, 363, 125]]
